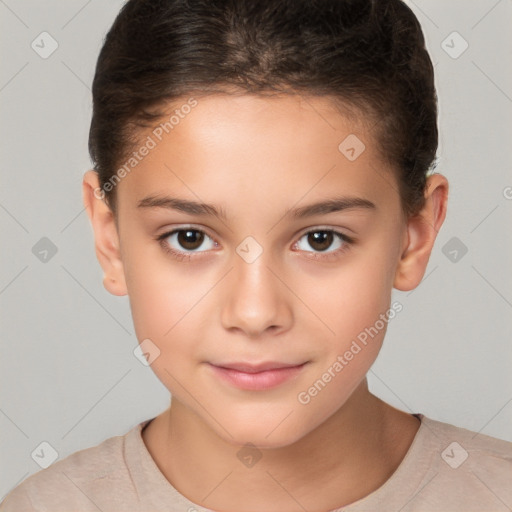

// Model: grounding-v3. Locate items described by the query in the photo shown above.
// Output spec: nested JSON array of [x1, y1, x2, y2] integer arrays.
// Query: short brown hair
[[89, 0, 438, 217]]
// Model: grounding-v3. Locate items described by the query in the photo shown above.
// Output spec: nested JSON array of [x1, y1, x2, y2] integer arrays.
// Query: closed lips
[[211, 362, 308, 373]]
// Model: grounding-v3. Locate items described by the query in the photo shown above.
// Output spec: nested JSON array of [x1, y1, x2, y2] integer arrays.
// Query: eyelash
[[155, 226, 355, 262]]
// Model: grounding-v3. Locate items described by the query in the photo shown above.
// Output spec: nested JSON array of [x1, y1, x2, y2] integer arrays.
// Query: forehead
[[116, 93, 399, 217]]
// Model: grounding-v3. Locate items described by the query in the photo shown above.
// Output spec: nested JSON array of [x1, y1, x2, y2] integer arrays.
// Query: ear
[[82, 170, 128, 296], [394, 173, 449, 291]]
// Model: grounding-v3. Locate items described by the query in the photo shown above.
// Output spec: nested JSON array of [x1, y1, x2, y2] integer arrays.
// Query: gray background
[[1, 0, 511, 499]]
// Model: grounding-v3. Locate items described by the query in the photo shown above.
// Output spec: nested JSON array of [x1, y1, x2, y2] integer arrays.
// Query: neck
[[142, 379, 420, 512]]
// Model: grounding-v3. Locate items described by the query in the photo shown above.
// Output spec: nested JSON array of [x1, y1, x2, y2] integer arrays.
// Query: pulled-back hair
[[88, 0, 438, 217]]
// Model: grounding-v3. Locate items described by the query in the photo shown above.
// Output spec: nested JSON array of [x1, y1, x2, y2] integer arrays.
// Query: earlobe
[[393, 173, 449, 291], [82, 170, 128, 296]]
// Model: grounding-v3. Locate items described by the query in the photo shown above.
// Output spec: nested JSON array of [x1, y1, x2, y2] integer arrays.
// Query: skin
[[82, 93, 448, 512]]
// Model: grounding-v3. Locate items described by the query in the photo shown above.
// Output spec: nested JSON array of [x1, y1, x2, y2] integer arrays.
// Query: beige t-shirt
[[1, 413, 511, 511]]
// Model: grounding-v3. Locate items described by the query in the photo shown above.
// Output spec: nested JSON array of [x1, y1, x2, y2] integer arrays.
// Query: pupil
[[309, 231, 332, 252]]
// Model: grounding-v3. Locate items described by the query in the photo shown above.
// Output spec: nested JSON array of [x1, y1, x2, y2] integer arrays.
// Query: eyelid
[[155, 225, 218, 262], [292, 227, 354, 260], [156, 224, 219, 243], [296, 225, 354, 241]]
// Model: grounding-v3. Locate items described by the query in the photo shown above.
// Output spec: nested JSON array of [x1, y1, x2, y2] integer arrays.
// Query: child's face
[[113, 94, 409, 447]]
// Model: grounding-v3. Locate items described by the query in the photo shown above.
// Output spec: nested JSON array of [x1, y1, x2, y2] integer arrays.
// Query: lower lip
[[208, 363, 307, 391]]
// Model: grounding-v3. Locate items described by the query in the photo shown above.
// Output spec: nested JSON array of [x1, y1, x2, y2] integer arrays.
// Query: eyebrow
[[137, 194, 376, 220]]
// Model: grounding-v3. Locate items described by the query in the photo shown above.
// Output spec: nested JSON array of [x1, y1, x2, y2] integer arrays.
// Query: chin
[[211, 414, 313, 450]]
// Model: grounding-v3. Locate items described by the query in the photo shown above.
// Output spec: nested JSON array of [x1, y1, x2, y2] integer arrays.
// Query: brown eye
[[294, 229, 353, 259], [158, 228, 216, 256], [176, 229, 205, 250], [306, 231, 334, 252]]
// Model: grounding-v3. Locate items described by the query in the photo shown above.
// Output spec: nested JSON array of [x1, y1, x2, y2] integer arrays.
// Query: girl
[[2, 1, 511, 510]]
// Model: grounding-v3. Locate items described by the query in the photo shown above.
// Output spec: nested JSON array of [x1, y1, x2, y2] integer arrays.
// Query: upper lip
[[210, 361, 307, 373]]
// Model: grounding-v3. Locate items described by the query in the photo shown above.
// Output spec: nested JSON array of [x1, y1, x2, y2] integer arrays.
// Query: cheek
[[126, 261, 207, 391], [122, 240, 211, 370], [295, 259, 396, 419], [296, 247, 397, 345]]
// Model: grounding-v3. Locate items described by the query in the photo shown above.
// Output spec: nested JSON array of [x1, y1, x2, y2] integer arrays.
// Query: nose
[[220, 249, 293, 338]]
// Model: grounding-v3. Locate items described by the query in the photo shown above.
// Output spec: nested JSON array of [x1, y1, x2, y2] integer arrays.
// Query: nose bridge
[[220, 236, 292, 336]]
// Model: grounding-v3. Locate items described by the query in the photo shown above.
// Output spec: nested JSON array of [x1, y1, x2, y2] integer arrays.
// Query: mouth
[[207, 361, 309, 391]]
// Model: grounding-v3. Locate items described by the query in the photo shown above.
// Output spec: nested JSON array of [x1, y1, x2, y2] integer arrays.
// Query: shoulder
[[346, 414, 512, 512], [0, 423, 143, 512], [408, 415, 512, 510], [421, 414, 512, 465]]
